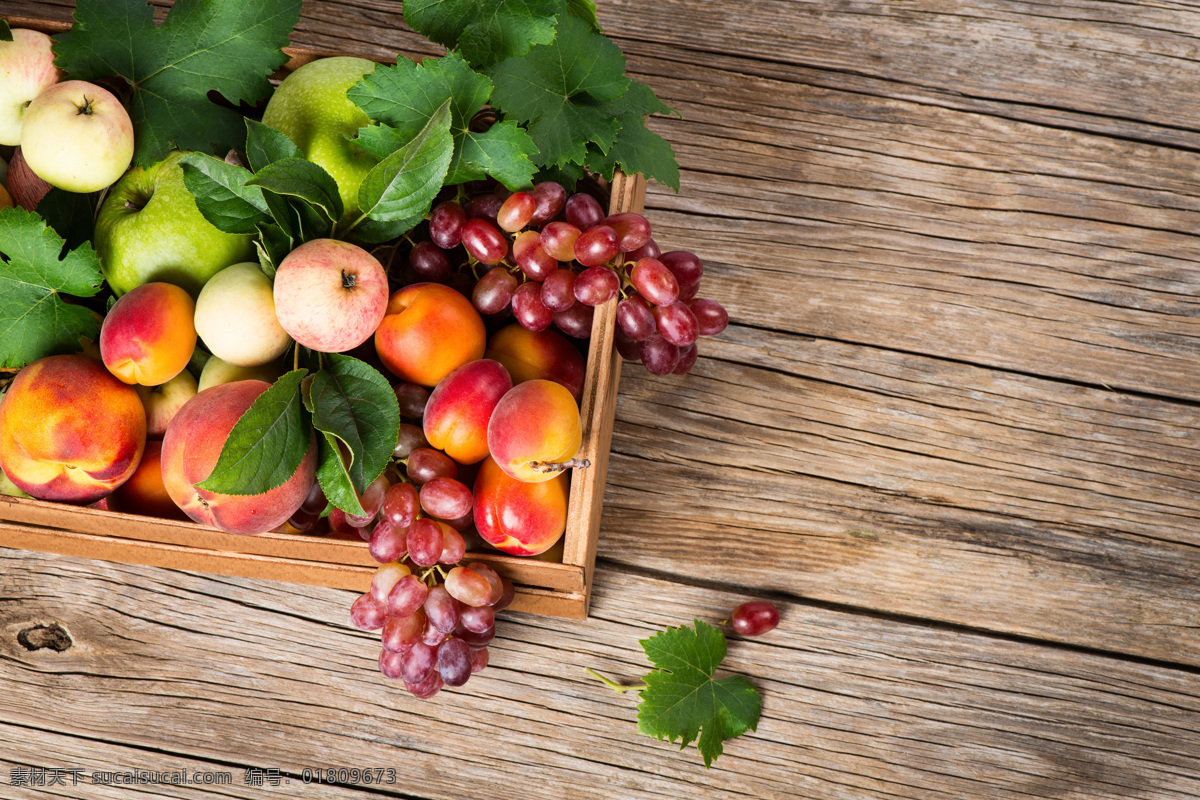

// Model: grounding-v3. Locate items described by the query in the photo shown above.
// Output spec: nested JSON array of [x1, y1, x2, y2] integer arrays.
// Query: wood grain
[[1, 550, 1198, 800]]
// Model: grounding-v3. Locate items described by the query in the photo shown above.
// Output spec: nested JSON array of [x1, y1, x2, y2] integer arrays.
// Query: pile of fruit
[[0, 2, 725, 699]]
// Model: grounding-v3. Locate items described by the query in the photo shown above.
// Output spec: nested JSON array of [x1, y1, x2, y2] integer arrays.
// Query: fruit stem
[[585, 668, 646, 694], [527, 458, 591, 474]]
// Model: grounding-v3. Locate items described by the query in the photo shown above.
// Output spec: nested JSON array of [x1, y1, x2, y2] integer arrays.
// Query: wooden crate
[[0, 15, 642, 619]]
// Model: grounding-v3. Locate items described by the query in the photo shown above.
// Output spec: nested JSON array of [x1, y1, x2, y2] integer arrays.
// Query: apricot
[[375, 283, 485, 387], [100, 282, 197, 385], [161, 380, 318, 535], [109, 440, 187, 520], [485, 324, 586, 400], [473, 456, 568, 555], [487, 379, 582, 483], [423, 359, 512, 465], [0, 354, 146, 504]]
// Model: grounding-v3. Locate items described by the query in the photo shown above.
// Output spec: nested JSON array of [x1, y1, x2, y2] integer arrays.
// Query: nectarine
[[375, 283, 485, 387], [473, 456, 568, 555], [423, 359, 512, 465]]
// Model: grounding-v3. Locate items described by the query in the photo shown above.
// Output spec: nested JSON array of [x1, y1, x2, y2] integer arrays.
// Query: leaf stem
[[585, 668, 646, 694]]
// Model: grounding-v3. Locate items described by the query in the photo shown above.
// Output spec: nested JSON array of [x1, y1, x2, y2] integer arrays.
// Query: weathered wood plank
[[1, 550, 1198, 800], [598, 324, 1200, 664]]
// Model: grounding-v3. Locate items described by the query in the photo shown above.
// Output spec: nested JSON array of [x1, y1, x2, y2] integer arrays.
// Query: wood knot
[[18, 623, 73, 652]]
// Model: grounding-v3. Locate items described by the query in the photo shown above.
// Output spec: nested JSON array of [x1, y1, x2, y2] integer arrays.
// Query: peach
[[487, 379, 582, 483], [375, 283, 485, 387], [0, 354, 146, 503], [137, 369, 198, 438], [485, 324, 586, 400], [109, 440, 187, 520], [161, 380, 318, 535], [100, 282, 197, 386], [473, 455, 568, 555], [423, 359, 512, 465]]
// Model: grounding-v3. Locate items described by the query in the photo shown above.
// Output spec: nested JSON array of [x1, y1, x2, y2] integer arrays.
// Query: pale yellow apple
[[21, 80, 133, 192], [198, 355, 285, 392], [194, 263, 292, 367], [136, 370, 198, 438]]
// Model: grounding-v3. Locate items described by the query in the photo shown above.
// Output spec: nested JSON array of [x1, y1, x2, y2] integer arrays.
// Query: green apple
[[261, 57, 379, 226], [95, 151, 256, 297]]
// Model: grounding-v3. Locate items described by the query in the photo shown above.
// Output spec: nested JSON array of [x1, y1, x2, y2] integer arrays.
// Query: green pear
[[95, 151, 256, 297], [261, 56, 380, 226]]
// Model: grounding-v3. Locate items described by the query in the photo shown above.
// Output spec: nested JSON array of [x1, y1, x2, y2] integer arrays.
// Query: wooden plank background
[[1, 0, 1199, 797]]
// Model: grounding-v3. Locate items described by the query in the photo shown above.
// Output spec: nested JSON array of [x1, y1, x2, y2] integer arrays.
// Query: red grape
[[574, 225, 620, 267], [614, 327, 642, 361], [424, 585, 460, 632], [497, 191, 536, 232], [387, 574, 429, 618], [406, 447, 458, 483], [513, 230, 558, 280], [529, 181, 566, 224], [470, 647, 489, 673], [382, 481, 420, 527], [660, 250, 703, 300], [653, 300, 699, 347], [406, 518, 445, 567], [494, 576, 516, 612], [405, 669, 444, 699], [464, 194, 502, 223], [573, 266, 620, 306], [379, 648, 406, 679], [466, 562, 505, 605], [382, 610, 425, 653], [459, 603, 495, 633], [626, 237, 661, 261], [616, 296, 656, 341], [673, 343, 699, 374], [368, 518, 408, 563], [565, 192, 605, 230], [393, 383, 429, 418], [473, 267, 518, 315], [540, 269, 577, 312], [287, 508, 318, 532], [731, 601, 780, 636], [439, 637, 472, 687], [300, 481, 327, 514], [512, 281, 554, 331], [408, 241, 452, 283], [689, 298, 729, 336], [604, 212, 652, 252], [540, 221, 581, 262], [429, 201, 465, 249], [439, 526, 467, 564], [631, 257, 679, 306], [350, 592, 386, 631], [454, 623, 495, 649], [553, 302, 594, 338], [445, 566, 493, 607], [401, 641, 438, 683], [461, 218, 508, 265], [420, 476, 473, 520], [639, 333, 680, 375]]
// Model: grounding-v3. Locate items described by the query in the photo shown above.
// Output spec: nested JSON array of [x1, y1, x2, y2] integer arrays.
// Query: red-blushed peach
[[161, 380, 317, 535], [473, 456, 568, 555], [109, 440, 187, 520], [100, 282, 197, 386], [423, 359, 512, 465], [487, 379, 582, 483], [0, 354, 146, 503], [484, 324, 586, 400], [273, 238, 388, 353], [375, 283, 485, 387]]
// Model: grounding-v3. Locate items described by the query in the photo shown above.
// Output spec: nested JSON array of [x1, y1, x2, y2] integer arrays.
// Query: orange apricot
[[374, 283, 485, 387], [484, 323, 586, 400], [100, 282, 196, 386], [486, 379, 582, 483]]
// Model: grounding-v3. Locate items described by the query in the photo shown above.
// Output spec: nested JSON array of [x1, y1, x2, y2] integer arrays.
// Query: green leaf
[[196, 369, 311, 496], [356, 100, 453, 230], [54, 0, 301, 167], [0, 21, 12, 41], [307, 354, 400, 495], [403, 0, 559, 68], [587, 117, 680, 192], [179, 152, 271, 235], [0, 208, 104, 370], [35, 188, 95, 252], [535, 160, 586, 191], [246, 158, 344, 230], [565, 0, 601, 31], [245, 119, 303, 172], [636, 620, 761, 769], [254, 221, 292, 278], [315, 432, 367, 518], [350, 53, 537, 190], [487, 14, 629, 168]]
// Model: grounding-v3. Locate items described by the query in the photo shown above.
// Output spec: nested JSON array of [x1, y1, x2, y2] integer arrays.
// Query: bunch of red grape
[[290, 381, 509, 699], [405, 181, 728, 376]]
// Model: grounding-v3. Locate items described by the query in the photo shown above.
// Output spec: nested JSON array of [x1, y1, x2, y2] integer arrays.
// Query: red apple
[[273, 238, 389, 353], [7, 147, 51, 211], [0, 29, 61, 146]]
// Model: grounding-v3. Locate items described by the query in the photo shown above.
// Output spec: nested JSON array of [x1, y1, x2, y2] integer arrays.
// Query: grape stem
[[527, 458, 591, 474], [585, 668, 646, 694]]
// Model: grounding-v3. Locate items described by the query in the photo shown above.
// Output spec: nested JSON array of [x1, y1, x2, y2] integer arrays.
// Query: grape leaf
[[586, 117, 680, 192], [487, 13, 630, 168], [196, 369, 311, 496], [0, 208, 104, 370], [350, 53, 537, 190], [54, 0, 301, 167], [565, 0, 601, 31], [403, 0, 559, 68], [36, 188, 96, 252], [179, 152, 271, 235], [636, 620, 761, 768], [0, 21, 12, 41], [307, 354, 400, 496], [356, 100, 453, 231]]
